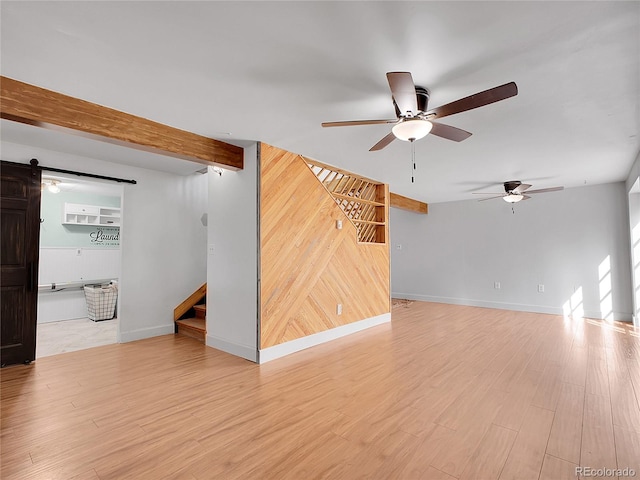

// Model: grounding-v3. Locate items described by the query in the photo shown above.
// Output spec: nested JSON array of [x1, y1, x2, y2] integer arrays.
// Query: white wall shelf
[[63, 203, 121, 227]]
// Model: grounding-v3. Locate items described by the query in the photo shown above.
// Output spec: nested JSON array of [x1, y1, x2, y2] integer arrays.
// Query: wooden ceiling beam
[[0, 76, 243, 170], [390, 192, 428, 214]]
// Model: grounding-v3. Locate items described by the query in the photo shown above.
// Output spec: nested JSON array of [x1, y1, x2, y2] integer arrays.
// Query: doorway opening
[[37, 174, 123, 357]]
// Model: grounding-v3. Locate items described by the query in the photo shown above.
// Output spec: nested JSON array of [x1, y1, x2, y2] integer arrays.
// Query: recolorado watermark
[[576, 467, 636, 477]]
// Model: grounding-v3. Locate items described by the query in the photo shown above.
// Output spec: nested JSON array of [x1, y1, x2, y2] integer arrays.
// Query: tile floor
[[36, 317, 118, 358]]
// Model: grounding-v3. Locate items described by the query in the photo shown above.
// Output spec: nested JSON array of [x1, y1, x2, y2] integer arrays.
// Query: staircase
[[174, 283, 207, 342]]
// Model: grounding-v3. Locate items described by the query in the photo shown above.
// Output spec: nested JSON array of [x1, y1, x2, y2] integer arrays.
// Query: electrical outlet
[[208, 244, 215, 256], [538, 284, 545, 293], [494, 281, 501, 290], [336, 220, 343, 230], [337, 304, 343, 315], [396, 244, 402, 250]]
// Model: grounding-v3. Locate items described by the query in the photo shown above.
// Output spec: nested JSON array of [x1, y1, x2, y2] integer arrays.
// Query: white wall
[[206, 143, 258, 362], [118, 159, 208, 341], [626, 151, 640, 324], [39, 247, 121, 285], [2, 141, 208, 341], [38, 290, 88, 323], [391, 182, 633, 321], [625, 152, 640, 192]]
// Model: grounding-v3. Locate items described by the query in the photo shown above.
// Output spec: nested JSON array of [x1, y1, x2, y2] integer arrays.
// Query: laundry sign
[[89, 227, 120, 246]]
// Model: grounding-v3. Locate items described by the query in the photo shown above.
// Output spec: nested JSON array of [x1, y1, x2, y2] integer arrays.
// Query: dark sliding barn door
[[1, 161, 41, 366]]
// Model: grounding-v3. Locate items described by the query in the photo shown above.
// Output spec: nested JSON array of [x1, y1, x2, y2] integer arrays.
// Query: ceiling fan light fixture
[[392, 119, 432, 142], [503, 194, 524, 203]]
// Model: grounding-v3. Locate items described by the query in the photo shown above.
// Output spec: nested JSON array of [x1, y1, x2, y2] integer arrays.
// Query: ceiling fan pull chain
[[411, 139, 416, 183]]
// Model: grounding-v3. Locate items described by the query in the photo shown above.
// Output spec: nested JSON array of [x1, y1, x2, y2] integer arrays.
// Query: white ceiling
[[1, 1, 638, 203]]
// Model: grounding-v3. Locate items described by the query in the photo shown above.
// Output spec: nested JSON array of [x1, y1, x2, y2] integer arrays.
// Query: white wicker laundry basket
[[83, 283, 118, 321]]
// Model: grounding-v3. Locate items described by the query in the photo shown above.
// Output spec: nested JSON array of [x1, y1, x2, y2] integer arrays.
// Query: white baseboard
[[392, 293, 634, 321], [258, 312, 391, 364], [207, 335, 258, 362], [119, 324, 174, 343], [611, 312, 633, 322], [392, 293, 564, 315]]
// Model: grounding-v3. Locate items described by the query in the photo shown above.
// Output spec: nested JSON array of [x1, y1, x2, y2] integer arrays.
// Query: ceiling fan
[[473, 181, 564, 203], [321, 72, 518, 151]]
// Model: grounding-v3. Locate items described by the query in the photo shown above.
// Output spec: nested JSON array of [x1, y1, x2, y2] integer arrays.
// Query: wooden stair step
[[193, 304, 206, 319], [176, 317, 206, 342]]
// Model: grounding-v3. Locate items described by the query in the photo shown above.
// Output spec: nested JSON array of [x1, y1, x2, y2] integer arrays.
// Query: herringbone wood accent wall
[[260, 144, 390, 349]]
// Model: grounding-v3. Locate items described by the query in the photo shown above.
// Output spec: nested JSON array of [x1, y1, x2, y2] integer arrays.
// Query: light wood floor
[[2, 301, 639, 479]]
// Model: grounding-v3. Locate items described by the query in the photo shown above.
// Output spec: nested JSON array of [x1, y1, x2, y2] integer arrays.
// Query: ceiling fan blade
[[387, 72, 418, 116], [521, 195, 532, 201], [426, 82, 518, 120], [472, 192, 505, 195], [429, 122, 472, 142], [526, 186, 564, 194], [322, 119, 398, 128], [369, 132, 397, 151], [512, 183, 532, 194], [477, 195, 505, 202]]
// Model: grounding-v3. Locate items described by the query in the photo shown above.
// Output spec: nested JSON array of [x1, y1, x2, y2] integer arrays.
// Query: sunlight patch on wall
[[598, 255, 613, 322], [563, 286, 584, 319]]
